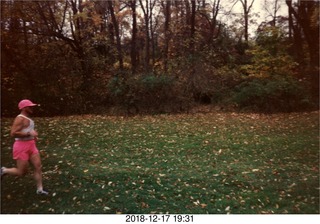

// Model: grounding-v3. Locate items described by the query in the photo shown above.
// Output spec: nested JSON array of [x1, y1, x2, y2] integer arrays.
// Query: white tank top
[[15, 114, 35, 141]]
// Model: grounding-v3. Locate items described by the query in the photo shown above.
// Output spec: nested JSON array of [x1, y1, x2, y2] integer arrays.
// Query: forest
[[1, 0, 319, 116]]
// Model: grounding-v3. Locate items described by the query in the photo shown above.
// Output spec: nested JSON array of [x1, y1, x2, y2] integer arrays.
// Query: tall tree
[[161, 0, 171, 72], [190, 0, 196, 52], [286, 0, 319, 68], [198, 0, 222, 44], [230, 0, 255, 42], [286, 0, 319, 97], [107, 0, 124, 70], [129, 0, 138, 74], [264, 0, 281, 26], [139, 0, 156, 72]]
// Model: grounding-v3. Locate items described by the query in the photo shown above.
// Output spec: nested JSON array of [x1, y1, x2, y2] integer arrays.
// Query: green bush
[[108, 73, 189, 114], [232, 76, 313, 112], [232, 26, 315, 113]]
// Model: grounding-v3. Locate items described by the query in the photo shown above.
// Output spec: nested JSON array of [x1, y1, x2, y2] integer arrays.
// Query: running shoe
[[36, 189, 49, 195], [1, 167, 7, 179]]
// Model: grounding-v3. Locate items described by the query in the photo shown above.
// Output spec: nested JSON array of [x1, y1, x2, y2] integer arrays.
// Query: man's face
[[25, 106, 35, 115]]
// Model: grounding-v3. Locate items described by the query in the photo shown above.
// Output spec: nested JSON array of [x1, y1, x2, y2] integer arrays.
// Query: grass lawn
[[1, 111, 319, 214]]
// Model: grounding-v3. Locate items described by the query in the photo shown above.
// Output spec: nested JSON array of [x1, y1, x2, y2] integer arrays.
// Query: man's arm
[[10, 117, 30, 138]]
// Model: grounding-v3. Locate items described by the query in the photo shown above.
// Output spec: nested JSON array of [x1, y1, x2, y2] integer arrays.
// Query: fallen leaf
[[103, 207, 111, 211], [200, 203, 207, 208]]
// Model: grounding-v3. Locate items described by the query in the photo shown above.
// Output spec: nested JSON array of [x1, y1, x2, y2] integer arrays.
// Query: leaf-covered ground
[[1, 112, 319, 214]]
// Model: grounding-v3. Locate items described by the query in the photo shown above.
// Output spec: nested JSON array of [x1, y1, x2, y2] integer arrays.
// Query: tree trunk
[[139, 0, 152, 72], [287, 0, 293, 39], [107, 1, 124, 71], [190, 0, 196, 52], [240, 0, 255, 42], [163, 0, 171, 73], [130, 0, 138, 74], [286, 0, 319, 68]]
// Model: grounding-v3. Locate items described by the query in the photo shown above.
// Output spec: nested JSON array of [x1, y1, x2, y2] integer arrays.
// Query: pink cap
[[18, 99, 38, 110]]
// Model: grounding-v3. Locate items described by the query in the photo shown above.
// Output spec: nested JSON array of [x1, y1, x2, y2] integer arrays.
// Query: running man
[[1, 99, 48, 195]]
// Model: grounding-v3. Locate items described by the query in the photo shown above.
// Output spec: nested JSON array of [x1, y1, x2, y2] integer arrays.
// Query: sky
[[217, 0, 289, 38]]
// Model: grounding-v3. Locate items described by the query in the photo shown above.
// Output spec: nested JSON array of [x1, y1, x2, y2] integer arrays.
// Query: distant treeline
[[1, 0, 318, 116]]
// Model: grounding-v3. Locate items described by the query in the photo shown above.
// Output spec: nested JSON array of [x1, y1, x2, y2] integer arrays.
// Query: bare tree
[[264, 0, 281, 26], [286, 0, 319, 68], [188, 0, 196, 52], [161, 0, 171, 72], [139, 0, 156, 72], [198, 0, 222, 43], [107, 1, 124, 71], [230, 0, 255, 42], [129, 0, 138, 74]]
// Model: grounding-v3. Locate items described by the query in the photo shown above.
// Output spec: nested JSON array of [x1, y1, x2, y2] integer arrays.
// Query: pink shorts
[[13, 140, 39, 161]]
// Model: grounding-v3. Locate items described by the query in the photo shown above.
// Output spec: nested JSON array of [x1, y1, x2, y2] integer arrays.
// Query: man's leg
[[30, 153, 43, 191], [30, 153, 48, 195], [2, 160, 29, 177]]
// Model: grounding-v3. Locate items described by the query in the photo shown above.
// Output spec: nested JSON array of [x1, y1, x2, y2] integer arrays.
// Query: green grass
[[1, 112, 319, 214]]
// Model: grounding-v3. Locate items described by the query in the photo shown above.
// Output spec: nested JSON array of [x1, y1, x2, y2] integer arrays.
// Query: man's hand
[[29, 130, 38, 137]]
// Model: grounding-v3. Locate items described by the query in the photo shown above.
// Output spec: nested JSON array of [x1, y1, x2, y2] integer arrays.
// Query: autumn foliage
[[1, 0, 318, 116]]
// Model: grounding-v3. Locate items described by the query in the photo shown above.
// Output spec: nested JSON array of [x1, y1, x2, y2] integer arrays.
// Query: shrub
[[232, 76, 313, 112], [232, 26, 315, 113], [108, 73, 189, 114]]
